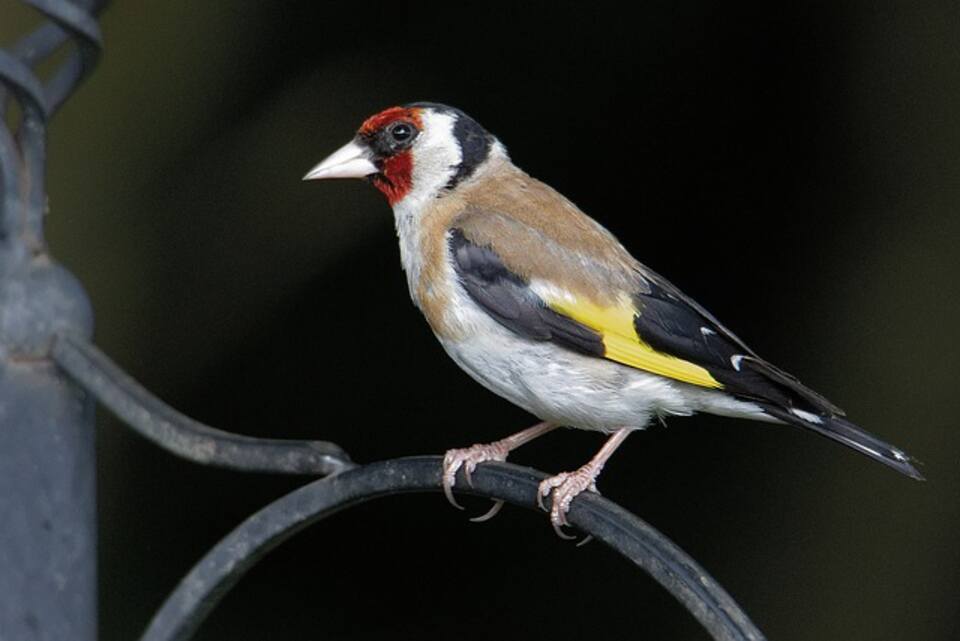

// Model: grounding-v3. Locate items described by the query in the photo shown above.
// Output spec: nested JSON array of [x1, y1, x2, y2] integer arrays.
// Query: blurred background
[[4, 1, 959, 639]]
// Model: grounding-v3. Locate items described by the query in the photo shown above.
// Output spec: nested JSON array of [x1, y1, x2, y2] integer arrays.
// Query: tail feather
[[762, 405, 924, 480]]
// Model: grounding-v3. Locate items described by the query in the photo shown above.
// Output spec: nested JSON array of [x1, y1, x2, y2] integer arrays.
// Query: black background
[[4, 1, 959, 639]]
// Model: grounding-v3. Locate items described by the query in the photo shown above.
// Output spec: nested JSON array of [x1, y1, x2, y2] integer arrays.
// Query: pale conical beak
[[302, 140, 378, 181]]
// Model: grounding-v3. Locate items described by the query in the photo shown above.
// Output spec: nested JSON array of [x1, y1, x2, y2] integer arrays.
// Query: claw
[[551, 500, 570, 530], [441, 422, 560, 523], [442, 481, 465, 510], [441, 442, 509, 514], [575, 535, 594, 547], [551, 518, 577, 540], [470, 499, 504, 523], [441, 451, 465, 511], [537, 467, 601, 540], [536, 485, 548, 511]]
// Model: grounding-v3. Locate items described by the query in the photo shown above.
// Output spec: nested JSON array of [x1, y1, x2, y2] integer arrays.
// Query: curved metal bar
[[11, 23, 75, 67], [17, 98, 47, 249], [0, 52, 47, 118], [0, 50, 48, 245], [22, 0, 103, 56], [51, 333, 355, 476], [0, 2, 102, 121], [0, 0, 104, 249], [0, 37, 49, 122], [1, 1, 101, 116], [23, 0, 103, 115], [15, 1, 103, 234], [140, 457, 766, 641]]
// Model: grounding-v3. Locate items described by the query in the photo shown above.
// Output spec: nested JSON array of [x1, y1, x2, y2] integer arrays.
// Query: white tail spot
[[789, 407, 823, 424]]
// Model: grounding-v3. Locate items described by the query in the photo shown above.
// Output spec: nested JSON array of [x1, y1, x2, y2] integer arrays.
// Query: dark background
[[4, 1, 959, 639]]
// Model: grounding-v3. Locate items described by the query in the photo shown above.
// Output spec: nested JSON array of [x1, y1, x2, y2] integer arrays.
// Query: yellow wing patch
[[545, 293, 723, 389]]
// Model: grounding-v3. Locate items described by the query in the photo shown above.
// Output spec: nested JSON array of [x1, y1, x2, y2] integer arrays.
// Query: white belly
[[437, 289, 771, 432]]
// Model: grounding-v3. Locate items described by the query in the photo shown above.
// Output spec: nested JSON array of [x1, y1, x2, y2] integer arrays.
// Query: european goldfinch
[[304, 103, 922, 535]]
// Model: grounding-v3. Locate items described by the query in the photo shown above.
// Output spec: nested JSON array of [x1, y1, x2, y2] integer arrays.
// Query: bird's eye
[[366, 120, 419, 157], [387, 122, 417, 146]]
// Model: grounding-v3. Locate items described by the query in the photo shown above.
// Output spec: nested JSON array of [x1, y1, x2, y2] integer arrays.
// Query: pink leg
[[537, 428, 631, 539], [442, 421, 557, 514]]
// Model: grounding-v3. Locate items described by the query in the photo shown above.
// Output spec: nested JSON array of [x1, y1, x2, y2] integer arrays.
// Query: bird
[[303, 102, 923, 536]]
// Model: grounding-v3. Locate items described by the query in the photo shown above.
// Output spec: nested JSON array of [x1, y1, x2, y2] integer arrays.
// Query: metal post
[[0, 2, 103, 639], [0, 279, 95, 641]]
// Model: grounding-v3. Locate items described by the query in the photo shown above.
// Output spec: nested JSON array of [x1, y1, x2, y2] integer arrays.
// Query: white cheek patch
[[391, 112, 464, 294], [402, 110, 461, 207]]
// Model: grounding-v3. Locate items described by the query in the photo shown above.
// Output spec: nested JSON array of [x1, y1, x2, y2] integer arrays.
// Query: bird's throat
[[370, 151, 414, 205]]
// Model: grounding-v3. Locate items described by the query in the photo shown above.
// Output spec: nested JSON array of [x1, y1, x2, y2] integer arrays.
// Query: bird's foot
[[537, 466, 600, 539], [442, 441, 511, 516]]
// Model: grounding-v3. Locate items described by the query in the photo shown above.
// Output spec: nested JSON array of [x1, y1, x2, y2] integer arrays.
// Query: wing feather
[[541, 291, 723, 389], [450, 226, 722, 389]]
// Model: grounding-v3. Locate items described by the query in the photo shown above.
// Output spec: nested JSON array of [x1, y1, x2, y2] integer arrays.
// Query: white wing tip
[[789, 407, 823, 424]]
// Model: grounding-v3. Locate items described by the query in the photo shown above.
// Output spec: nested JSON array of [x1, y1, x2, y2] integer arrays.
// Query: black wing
[[631, 273, 845, 415], [448, 228, 604, 357]]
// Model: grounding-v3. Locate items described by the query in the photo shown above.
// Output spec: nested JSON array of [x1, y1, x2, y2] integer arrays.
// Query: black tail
[[762, 405, 924, 480]]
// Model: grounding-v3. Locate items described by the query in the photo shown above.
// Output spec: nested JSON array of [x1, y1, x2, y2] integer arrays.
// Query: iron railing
[[0, 3, 766, 640]]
